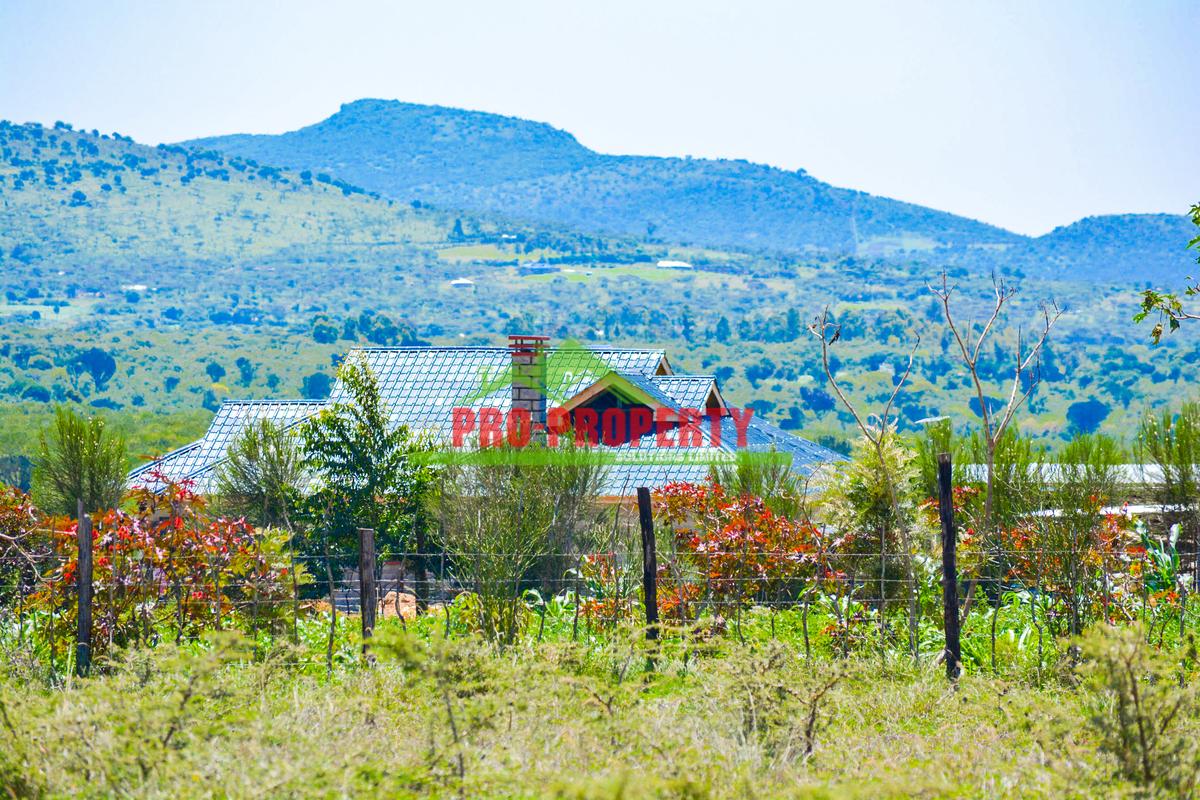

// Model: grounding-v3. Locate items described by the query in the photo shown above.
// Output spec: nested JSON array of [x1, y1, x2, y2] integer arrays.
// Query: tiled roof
[[336, 347, 668, 435], [129, 400, 323, 493], [189, 400, 323, 472], [130, 346, 843, 496], [647, 374, 718, 410], [127, 441, 207, 486]]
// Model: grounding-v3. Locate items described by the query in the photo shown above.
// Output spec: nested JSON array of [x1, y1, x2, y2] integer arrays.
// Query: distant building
[[449, 277, 475, 289], [518, 262, 559, 276], [656, 260, 693, 269]]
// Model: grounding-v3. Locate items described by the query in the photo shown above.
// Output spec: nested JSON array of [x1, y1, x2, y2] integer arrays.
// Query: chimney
[[509, 334, 549, 439]]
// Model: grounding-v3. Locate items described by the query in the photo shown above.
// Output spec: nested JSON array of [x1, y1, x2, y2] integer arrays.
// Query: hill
[[1009, 214, 1199, 284], [0, 119, 449, 273], [1, 116, 1197, 476], [183, 99, 1025, 256]]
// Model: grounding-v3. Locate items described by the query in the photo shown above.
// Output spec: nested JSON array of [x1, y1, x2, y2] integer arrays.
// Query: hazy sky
[[1, 1, 1195, 235]]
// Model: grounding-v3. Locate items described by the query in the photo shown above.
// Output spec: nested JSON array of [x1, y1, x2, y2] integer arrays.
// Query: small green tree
[[709, 448, 808, 519], [1138, 400, 1200, 545], [32, 407, 126, 517], [213, 420, 305, 529], [300, 356, 432, 554]]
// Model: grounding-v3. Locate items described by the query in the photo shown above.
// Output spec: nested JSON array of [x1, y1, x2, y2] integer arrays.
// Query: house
[[129, 337, 843, 498], [517, 262, 558, 276]]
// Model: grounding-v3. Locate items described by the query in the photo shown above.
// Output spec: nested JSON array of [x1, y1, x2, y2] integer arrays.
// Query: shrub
[[433, 443, 601, 646], [31, 472, 304, 660], [656, 480, 850, 642], [1081, 625, 1200, 795]]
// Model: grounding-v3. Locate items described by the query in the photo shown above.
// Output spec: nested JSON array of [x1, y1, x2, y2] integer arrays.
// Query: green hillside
[[183, 99, 1023, 255], [0, 117, 1197, 484], [0, 119, 451, 270]]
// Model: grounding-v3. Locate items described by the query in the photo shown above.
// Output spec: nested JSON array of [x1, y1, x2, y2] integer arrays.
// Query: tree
[[205, 361, 226, 383], [1136, 203, 1200, 342], [928, 272, 1061, 535], [214, 420, 305, 529], [32, 407, 126, 517], [234, 357, 257, 388], [810, 306, 922, 658], [714, 315, 732, 343], [300, 356, 432, 554], [68, 347, 116, 391], [1067, 399, 1111, 434], [301, 372, 331, 399], [311, 318, 339, 344], [680, 309, 695, 342]]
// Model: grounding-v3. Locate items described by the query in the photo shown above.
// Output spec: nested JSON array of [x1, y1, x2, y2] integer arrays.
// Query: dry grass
[[0, 625, 1161, 799]]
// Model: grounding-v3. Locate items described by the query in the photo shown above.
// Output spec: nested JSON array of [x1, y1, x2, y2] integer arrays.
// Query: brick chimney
[[509, 334, 549, 438]]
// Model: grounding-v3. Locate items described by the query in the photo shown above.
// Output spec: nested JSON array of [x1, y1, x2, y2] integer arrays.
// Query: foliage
[[912, 417, 969, 503], [999, 434, 1129, 635], [1081, 624, 1200, 795], [708, 447, 810, 519], [0, 483, 40, 561], [31, 406, 126, 517], [1138, 399, 1200, 541], [300, 356, 433, 554], [30, 472, 305, 660], [656, 480, 850, 628], [432, 442, 602, 646], [1135, 202, 1200, 342], [0, 621, 1188, 798], [820, 431, 928, 603], [213, 419, 305, 529], [0, 484, 45, 605], [969, 426, 1046, 535], [576, 551, 639, 627]]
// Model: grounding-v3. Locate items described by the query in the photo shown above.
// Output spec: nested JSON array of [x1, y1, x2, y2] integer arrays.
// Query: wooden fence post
[[937, 453, 961, 682], [636, 488, 659, 642], [76, 499, 93, 678], [358, 527, 377, 659]]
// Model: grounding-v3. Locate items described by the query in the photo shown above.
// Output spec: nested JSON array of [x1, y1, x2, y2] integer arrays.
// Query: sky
[[0, 0, 1195, 235]]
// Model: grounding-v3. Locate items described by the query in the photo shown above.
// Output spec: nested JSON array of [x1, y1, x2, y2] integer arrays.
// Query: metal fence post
[[76, 499, 93, 678], [937, 453, 961, 681]]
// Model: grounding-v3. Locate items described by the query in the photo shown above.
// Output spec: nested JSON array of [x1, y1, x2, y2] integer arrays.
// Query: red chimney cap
[[508, 334, 549, 353]]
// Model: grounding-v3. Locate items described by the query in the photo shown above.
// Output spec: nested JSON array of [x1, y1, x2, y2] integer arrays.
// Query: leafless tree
[[810, 306, 921, 659], [927, 271, 1062, 535]]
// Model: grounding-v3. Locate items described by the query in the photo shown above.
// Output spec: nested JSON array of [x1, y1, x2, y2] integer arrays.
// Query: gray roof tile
[[131, 346, 842, 495]]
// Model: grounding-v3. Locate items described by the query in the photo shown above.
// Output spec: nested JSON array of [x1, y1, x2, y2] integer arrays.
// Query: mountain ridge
[[181, 98, 1031, 256]]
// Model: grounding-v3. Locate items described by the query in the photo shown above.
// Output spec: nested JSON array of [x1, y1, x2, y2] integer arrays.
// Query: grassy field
[[0, 604, 1187, 799]]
